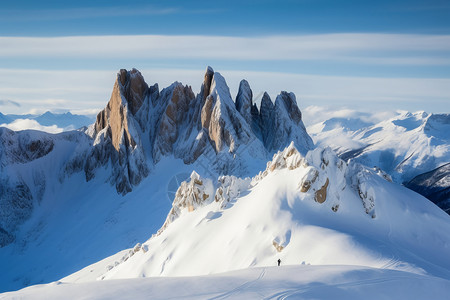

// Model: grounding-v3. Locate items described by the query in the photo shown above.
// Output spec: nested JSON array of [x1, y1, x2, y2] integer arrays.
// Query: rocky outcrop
[[214, 175, 251, 209], [158, 171, 214, 234]]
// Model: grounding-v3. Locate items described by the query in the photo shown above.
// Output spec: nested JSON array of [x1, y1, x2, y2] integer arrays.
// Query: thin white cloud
[[0, 119, 63, 133], [0, 99, 21, 107], [1, 34, 449, 65]]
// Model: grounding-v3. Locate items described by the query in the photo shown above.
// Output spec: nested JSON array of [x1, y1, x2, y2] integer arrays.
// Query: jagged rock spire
[[89, 66, 313, 194], [202, 66, 215, 102], [235, 79, 253, 126]]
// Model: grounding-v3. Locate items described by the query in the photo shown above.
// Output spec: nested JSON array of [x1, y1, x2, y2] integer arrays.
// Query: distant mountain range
[[0, 111, 94, 131], [308, 111, 450, 214]]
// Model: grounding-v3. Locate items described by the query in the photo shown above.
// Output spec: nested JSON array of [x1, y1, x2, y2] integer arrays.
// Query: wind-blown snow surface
[[308, 111, 450, 183], [3, 266, 450, 300], [60, 145, 450, 288]]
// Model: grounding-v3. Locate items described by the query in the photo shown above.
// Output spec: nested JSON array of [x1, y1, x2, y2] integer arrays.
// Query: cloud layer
[[1, 34, 450, 65], [0, 33, 449, 115], [0, 119, 63, 133]]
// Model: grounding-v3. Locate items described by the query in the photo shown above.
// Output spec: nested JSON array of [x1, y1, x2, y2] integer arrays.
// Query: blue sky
[[1, 0, 449, 118]]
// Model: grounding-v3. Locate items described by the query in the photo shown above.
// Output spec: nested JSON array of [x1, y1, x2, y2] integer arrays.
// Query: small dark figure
[[277, 259, 281, 266]]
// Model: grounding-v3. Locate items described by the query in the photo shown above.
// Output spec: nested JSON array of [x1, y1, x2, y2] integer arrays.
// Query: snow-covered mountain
[[7, 142, 448, 299], [1, 68, 449, 297], [63, 144, 450, 283], [0, 67, 313, 292], [0, 111, 94, 132], [308, 111, 450, 213]]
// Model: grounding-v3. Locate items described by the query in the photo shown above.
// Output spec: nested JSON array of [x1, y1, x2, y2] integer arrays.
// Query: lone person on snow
[[277, 259, 281, 266]]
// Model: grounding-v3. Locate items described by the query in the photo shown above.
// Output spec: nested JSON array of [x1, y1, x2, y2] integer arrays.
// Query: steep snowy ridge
[[77, 143, 450, 283]]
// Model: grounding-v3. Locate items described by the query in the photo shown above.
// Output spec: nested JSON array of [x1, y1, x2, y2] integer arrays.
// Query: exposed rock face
[[94, 68, 147, 151], [202, 66, 215, 102], [259, 92, 275, 147], [214, 175, 251, 209], [271, 92, 311, 152], [158, 171, 214, 234], [152, 83, 196, 162], [89, 68, 149, 194], [235, 79, 253, 125]]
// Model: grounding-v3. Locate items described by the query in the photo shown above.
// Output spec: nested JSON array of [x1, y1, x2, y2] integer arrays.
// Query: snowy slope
[[67, 144, 450, 285], [3, 265, 450, 300]]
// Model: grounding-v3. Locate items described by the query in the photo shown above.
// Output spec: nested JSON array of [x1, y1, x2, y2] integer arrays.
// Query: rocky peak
[[120, 68, 148, 116], [88, 66, 313, 194], [235, 79, 253, 125], [202, 66, 215, 102], [158, 171, 214, 234], [207, 72, 256, 153], [260, 92, 274, 120], [258, 92, 275, 148], [275, 91, 302, 124], [90, 69, 149, 194], [94, 68, 147, 151]]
